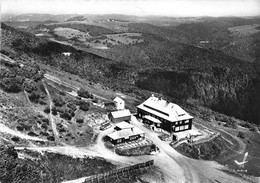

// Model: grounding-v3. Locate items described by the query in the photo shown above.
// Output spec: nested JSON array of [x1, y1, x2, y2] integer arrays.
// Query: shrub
[[240, 121, 257, 131], [0, 76, 24, 93], [16, 126, 24, 131], [77, 88, 94, 99], [51, 107, 58, 115], [79, 102, 90, 111], [28, 131, 38, 136], [249, 126, 257, 132], [223, 117, 238, 129], [42, 118, 49, 125], [76, 119, 84, 123], [59, 91, 66, 96], [47, 136, 55, 141], [11, 137, 20, 142], [237, 131, 245, 139], [24, 80, 37, 93], [59, 109, 73, 120], [41, 123, 48, 130], [53, 96, 65, 107], [44, 106, 50, 114]]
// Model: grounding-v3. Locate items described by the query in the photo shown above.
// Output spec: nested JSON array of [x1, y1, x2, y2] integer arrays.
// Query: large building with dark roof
[[136, 95, 193, 133]]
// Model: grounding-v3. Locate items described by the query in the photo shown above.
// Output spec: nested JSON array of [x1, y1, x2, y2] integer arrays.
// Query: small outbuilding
[[108, 109, 131, 123], [113, 97, 125, 110], [114, 121, 134, 131], [107, 127, 145, 145]]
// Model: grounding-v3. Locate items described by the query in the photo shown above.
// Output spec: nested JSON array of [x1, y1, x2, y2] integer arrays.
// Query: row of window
[[140, 111, 190, 126], [175, 120, 190, 125], [175, 125, 189, 132], [115, 135, 140, 143]]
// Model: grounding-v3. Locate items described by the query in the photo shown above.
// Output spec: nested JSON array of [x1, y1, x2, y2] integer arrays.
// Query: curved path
[[0, 123, 46, 142], [60, 118, 249, 183], [131, 117, 249, 183]]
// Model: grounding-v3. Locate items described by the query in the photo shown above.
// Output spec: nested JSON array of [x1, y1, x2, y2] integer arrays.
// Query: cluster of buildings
[[106, 95, 194, 145]]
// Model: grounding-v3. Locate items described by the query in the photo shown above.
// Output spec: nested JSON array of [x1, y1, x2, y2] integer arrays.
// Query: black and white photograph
[[0, 0, 260, 182]]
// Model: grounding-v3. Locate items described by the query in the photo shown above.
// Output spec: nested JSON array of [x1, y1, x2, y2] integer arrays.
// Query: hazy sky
[[1, 0, 260, 17]]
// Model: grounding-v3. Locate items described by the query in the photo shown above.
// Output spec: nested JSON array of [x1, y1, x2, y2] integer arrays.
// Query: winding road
[[61, 117, 249, 183], [131, 117, 249, 183]]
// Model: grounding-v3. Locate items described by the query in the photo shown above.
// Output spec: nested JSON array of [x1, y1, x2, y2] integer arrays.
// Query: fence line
[[83, 160, 154, 183]]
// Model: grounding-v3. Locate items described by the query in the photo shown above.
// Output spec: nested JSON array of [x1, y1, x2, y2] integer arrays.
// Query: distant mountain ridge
[[2, 13, 78, 22], [1, 21, 260, 124]]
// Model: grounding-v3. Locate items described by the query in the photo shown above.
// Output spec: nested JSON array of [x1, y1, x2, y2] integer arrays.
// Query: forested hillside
[[1, 22, 260, 124]]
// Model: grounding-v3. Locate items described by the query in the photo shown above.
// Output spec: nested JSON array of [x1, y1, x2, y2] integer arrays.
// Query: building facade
[[108, 109, 132, 123], [113, 97, 125, 110], [107, 122, 145, 145], [136, 95, 193, 133]]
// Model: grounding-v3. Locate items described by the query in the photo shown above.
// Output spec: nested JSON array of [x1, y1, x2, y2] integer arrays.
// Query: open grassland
[[228, 24, 260, 37], [50, 26, 144, 49], [53, 27, 91, 40]]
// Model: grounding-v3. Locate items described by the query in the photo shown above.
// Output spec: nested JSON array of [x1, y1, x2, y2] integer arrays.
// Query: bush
[[42, 118, 49, 125], [11, 137, 20, 142], [28, 131, 38, 136], [44, 106, 50, 114], [52, 107, 58, 115], [76, 119, 84, 123], [53, 96, 65, 107], [237, 131, 245, 139], [59, 91, 66, 96], [78, 101, 90, 111], [77, 88, 94, 99], [239, 121, 257, 131], [16, 126, 24, 131], [47, 136, 55, 141], [223, 117, 238, 129], [24, 80, 37, 93], [0, 76, 24, 93], [59, 109, 73, 120], [249, 126, 257, 132]]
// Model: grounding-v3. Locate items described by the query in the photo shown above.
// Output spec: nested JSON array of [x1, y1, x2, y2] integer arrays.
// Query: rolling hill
[[1, 20, 260, 125]]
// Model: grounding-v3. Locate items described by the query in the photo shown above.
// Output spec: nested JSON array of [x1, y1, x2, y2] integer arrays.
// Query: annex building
[[136, 95, 193, 133], [108, 109, 132, 123], [107, 122, 145, 145]]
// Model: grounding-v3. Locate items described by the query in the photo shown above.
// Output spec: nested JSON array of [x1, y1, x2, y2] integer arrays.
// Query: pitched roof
[[115, 121, 134, 129], [137, 96, 193, 122], [144, 115, 161, 123], [110, 109, 131, 119], [107, 127, 144, 140], [113, 97, 124, 103]]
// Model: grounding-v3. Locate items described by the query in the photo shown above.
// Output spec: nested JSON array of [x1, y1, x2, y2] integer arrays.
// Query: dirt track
[[0, 123, 46, 142], [42, 82, 59, 141], [60, 117, 249, 183], [131, 117, 249, 183]]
